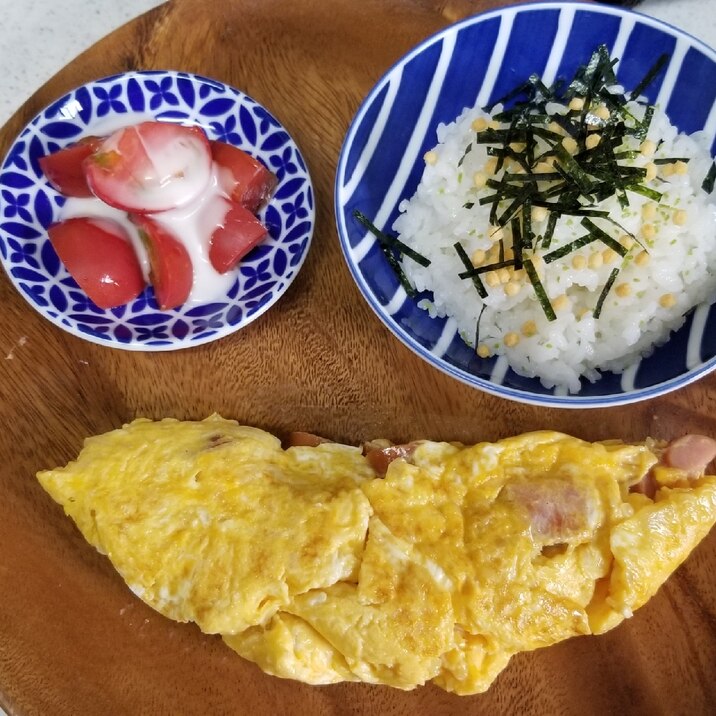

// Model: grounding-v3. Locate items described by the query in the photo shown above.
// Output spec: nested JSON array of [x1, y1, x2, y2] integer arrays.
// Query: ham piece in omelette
[[37, 416, 716, 694]]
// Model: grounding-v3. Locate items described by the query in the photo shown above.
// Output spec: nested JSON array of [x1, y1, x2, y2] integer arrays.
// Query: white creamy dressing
[[93, 121, 213, 212], [88, 112, 156, 136], [215, 163, 236, 198], [138, 127, 213, 210], [59, 112, 240, 305], [147, 169, 235, 302], [60, 166, 235, 304]]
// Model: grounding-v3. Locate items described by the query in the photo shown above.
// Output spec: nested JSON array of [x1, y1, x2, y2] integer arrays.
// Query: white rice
[[395, 99, 716, 393]]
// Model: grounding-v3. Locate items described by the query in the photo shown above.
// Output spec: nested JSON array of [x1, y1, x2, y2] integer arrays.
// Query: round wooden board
[[1, 1, 715, 713]]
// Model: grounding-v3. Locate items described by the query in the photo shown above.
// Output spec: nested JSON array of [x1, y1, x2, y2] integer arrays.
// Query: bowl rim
[[334, 0, 716, 408], [0, 69, 315, 352]]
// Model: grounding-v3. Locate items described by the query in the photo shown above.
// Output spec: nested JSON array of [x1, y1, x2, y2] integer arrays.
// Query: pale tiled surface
[[641, 0, 716, 46], [0, 0, 713, 714], [0, 1, 714, 127], [0, 0, 164, 126]]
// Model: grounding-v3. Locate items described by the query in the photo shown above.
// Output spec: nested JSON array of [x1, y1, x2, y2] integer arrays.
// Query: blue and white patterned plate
[[0, 71, 314, 351], [336, 1, 716, 408]]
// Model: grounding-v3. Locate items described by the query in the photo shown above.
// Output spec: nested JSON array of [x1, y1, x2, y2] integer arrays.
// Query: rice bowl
[[335, 1, 716, 406]]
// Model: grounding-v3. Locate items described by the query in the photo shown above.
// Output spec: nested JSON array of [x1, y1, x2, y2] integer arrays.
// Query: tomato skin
[[209, 198, 269, 273], [39, 137, 104, 197], [84, 122, 212, 213], [47, 218, 146, 309], [130, 214, 193, 310], [211, 141, 277, 213]]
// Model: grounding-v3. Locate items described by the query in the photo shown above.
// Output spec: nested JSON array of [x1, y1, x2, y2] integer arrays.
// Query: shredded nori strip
[[485, 79, 532, 114], [633, 105, 654, 141], [458, 142, 473, 167], [521, 199, 533, 256], [604, 216, 642, 248], [458, 258, 516, 279], [383, 248, 418, 297], [612, 150, 640, 161], [529, 200, 609, 218], [497, 194, 528, 227], [511, 216, 523, 269], [552, 143, 596, 195], [474, 304, 487, 349], [496, 171, 563, 183], [486, 145, 533, 173], [454, 241, 488, 298], [543, 234, 598, 263], [580, 218, 628, 256], [702, 161, 716, 194], [653, 157, 690, 165], [626, 183, 662, 202], [594, 268, 620, 318], [629, 53, 669, 102], [523, 258, 556, 321], [353, 210, 431, 267], [542, 211, 559, 248]]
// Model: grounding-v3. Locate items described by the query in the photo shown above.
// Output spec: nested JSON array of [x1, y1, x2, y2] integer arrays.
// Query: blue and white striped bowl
[[335, 1, 716, 408]]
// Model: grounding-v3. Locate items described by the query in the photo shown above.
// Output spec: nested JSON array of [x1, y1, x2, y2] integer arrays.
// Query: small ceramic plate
[[0, 70, 314, 350], [335, 1, 716, 407]]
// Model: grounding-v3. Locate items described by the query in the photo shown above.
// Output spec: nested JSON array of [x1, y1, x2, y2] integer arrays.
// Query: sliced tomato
[[84, 122, 212, 213], [47, 217, 145, 308], [208, 197, 269, 273], [130, 214, 193, 310], [39, 136, 104, 197], [211, 140, 277, 213]]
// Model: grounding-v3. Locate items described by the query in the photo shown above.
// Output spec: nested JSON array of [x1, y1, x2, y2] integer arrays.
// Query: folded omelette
[[37, 416, 716, 694]]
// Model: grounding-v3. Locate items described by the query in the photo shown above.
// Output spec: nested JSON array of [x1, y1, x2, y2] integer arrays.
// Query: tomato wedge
[[211, 141, 277, 213], [130, 214, 193, 310], [208, 197, 269, 273], [84, 122, 212, 213], [47, 217, 146, 308], [39, 136, 104, 197]]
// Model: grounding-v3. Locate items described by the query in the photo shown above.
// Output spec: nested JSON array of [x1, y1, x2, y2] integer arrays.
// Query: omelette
[[37, 416, 716, 694]]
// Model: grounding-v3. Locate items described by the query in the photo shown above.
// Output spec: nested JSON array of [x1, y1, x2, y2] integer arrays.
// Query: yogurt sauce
[[59, 115, 239, 305]]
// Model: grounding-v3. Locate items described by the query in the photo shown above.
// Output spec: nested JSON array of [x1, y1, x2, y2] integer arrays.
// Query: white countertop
[[0, 0, 164, 127], [0, 0, 714, 129]]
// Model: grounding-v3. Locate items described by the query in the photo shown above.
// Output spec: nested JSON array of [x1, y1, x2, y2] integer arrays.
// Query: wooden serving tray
[[0, 1, 714, 713]]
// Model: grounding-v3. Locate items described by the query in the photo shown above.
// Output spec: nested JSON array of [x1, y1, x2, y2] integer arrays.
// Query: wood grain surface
[[1, 0, 715, 714]]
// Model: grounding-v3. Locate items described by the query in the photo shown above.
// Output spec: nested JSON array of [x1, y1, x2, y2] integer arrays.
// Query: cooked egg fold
[[37, 417, 716, 694], [38, 416, 374, 635]]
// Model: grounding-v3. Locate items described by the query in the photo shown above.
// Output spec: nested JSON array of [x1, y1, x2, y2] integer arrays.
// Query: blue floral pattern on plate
[[335, 1, 716, 408], [0, 71, 314, 351]]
